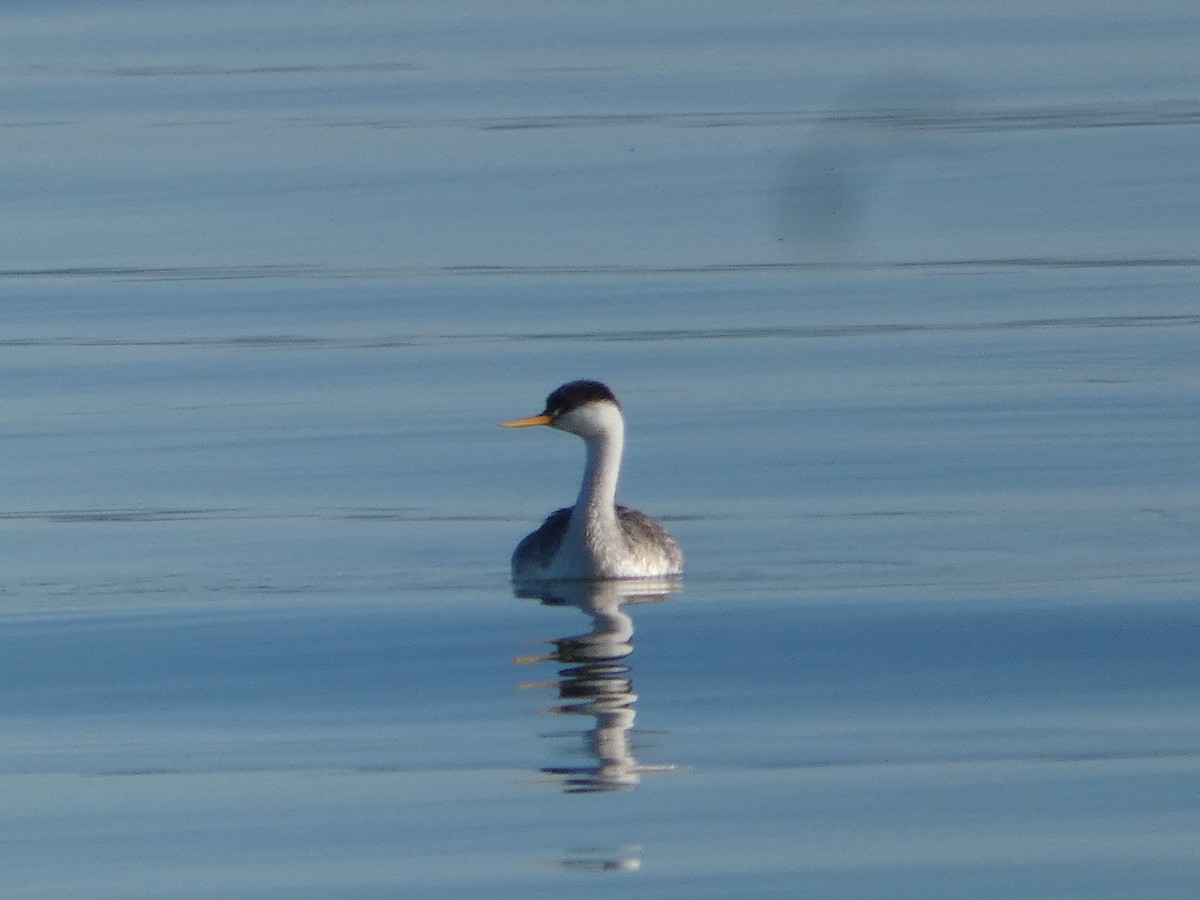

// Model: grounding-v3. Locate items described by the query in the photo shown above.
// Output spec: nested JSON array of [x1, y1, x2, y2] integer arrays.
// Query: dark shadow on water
[[514, 578, 680, 794]]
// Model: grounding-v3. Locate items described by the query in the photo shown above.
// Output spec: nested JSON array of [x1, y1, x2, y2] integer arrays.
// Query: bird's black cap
[[543, 380, 620, 417]]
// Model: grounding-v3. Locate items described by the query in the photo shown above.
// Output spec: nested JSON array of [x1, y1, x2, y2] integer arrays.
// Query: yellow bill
[[498, 413, 554, 428]]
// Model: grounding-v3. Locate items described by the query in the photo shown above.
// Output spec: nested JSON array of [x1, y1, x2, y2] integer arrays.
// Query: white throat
[[534, 400, 634, 579], [574, 407, 625, 516]]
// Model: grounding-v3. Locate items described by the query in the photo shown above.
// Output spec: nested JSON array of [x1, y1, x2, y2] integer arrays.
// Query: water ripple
[[3, 313, 1196, 351], [2, 256, 1198, 285]]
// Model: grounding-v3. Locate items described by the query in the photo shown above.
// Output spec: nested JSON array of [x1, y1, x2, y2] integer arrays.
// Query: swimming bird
[[499, 380, 683, 581]]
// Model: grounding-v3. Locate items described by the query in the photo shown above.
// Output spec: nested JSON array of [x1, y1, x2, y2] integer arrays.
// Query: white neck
[[569, 404, 625, 518]]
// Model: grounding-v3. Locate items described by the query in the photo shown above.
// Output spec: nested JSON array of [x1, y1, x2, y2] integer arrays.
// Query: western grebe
[[499, 380, 683, 581]]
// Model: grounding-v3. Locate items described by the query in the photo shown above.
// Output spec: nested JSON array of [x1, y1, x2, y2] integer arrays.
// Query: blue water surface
[[2, 2, 1199, 897]]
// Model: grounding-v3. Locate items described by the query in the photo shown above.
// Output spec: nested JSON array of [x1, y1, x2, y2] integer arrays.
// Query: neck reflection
[[514, 578, 679, 794]]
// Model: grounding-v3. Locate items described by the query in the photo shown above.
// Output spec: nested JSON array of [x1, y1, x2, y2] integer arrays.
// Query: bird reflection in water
[[514, 578, 679, 794]]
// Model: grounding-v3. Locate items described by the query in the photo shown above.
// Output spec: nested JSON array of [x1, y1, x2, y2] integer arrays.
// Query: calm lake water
[[3, 3, 1199, 897]]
